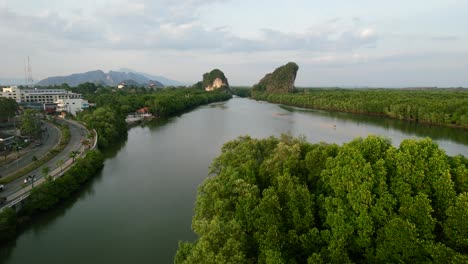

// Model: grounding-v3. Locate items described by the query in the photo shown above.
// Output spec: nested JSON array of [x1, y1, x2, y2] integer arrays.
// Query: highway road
[[0, 121, 60, 177], [0, 119, 88, 198]]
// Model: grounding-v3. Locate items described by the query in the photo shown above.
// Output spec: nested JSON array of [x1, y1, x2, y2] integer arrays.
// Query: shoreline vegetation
[[231, 87, 468, 130], [0, 86, 232, 245], [176, 135, 468, 263], [1, 78, 466, 261]]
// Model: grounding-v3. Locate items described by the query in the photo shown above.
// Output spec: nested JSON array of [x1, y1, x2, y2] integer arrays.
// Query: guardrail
[[0, 121, 98, 212]]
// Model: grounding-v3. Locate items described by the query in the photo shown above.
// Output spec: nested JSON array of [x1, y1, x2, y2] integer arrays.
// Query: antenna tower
[[24, 58, 27, 86], [26, 56, 34, 87]]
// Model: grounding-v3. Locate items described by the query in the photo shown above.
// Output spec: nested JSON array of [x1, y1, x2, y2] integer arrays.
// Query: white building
[[56, 98, 89, 116], [1, 86, 89, 115], [1, 86, 82, 104]]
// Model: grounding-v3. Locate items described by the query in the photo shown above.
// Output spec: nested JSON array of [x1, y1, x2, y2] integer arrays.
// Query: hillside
[[119, 68, 186, 86], [253, 62, 299, 93], [36, 70, 164, 87], [202, 69, 229, 91]]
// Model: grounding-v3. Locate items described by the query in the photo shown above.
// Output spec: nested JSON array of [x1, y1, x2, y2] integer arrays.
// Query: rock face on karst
[[253, 62, 299, 93], [202, 69, 229, 91]]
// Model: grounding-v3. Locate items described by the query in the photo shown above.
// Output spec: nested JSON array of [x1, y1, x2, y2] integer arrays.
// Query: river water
[[1, 98, 467, 263]]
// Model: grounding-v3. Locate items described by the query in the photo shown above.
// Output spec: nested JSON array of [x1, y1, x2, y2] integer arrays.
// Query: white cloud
[[0, 1, 380, 53], [0, 0, 466, 87]]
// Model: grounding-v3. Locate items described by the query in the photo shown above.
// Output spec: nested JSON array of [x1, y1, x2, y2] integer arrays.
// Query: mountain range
[[118, 68, 186, 86], [36, 69, 184, 87]]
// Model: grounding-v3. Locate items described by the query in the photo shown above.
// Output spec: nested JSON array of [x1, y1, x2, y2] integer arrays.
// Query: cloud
[[431, 36, 459, 41], [0, 1, 378, 53], [0, 7, 105, 43]]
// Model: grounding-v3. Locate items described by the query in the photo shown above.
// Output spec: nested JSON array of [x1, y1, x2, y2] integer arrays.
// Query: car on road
[[23, 175, 36, 184], [0, 184, 4, 191], [0, 197, 6, 205]]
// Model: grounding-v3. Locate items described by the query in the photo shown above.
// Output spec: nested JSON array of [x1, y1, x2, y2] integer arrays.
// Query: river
[[1, 98, 467, 263]]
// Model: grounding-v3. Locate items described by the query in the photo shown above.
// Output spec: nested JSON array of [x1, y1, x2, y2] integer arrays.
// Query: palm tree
[[81, 138, 91, 150], [69, 151, 79, 162]]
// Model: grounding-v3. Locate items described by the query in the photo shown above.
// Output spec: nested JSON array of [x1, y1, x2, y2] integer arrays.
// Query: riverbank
[[250, 89, 468, 130], [0, 91, 232, 247], [0, 150, 104, 244], [0, 119, 95, 244], [1, 97, 466, 264]]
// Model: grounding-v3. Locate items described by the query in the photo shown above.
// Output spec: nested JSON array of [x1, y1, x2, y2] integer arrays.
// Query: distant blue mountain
[[119, 68, 186, 86], [36, 70, 165, 87]]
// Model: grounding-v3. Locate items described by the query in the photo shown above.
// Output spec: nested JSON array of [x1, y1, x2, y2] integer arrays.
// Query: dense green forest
[[176, 135, 468, 263], [231, 87, 251, 98], [252, 89, 468, 128]]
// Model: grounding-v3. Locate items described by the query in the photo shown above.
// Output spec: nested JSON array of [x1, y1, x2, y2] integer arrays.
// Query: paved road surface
[[0, 121, 60, 177], [0, 119, 88, 198]]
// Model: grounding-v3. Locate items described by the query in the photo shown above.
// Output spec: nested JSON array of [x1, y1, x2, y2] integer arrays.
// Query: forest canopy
[[252, 88, 468, 128], [176, 135, 468, 263]]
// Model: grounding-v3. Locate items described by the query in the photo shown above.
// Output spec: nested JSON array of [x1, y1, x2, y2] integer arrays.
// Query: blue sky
[[1, 0, 467, 87]]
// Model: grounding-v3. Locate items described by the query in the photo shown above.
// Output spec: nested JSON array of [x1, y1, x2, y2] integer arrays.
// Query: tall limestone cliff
[[253, 62, 299, 93], [201, 69, 229, 91]]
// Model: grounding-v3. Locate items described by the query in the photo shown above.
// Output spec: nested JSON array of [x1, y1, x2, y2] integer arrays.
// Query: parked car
[[0, 184, 4, 191], [0, 197, 6, 205]]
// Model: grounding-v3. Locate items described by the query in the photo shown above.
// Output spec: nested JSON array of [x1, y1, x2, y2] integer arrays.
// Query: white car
[[0, 184, 4, 191], [24, 175, 36, 184]]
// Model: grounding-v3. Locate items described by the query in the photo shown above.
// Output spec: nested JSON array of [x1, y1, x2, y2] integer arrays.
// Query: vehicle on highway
[[0, 184, 4, 191], [0, 197, 6, 205], [24, 175, 36, 184]]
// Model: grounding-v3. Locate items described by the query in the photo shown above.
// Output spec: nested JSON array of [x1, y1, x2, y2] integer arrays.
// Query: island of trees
[[176, 135, 468, 263]]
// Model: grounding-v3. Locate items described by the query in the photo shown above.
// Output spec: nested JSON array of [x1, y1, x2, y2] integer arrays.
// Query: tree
[[0, 97, 18, 122], [444, 193, 468, 252], [69, 151, 79, 162], [81, 138, 91, 150], [80, 106, 127, 148], [176, 135, 468, 263], [20, 109, 41, 139]]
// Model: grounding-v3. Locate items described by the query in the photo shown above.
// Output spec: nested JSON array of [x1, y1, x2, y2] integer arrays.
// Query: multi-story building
[[1, 86, 82, 104], [55, 98, 89, 116], [1, 86, 89, 115]]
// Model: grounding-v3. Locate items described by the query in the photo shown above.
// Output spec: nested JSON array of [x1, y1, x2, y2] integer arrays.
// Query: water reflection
[[2, 98, 466, 264], [280, 105, 468, 146]]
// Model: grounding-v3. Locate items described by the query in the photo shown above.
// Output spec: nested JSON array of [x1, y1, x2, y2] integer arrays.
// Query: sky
[[1, 0, 467, 87]]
